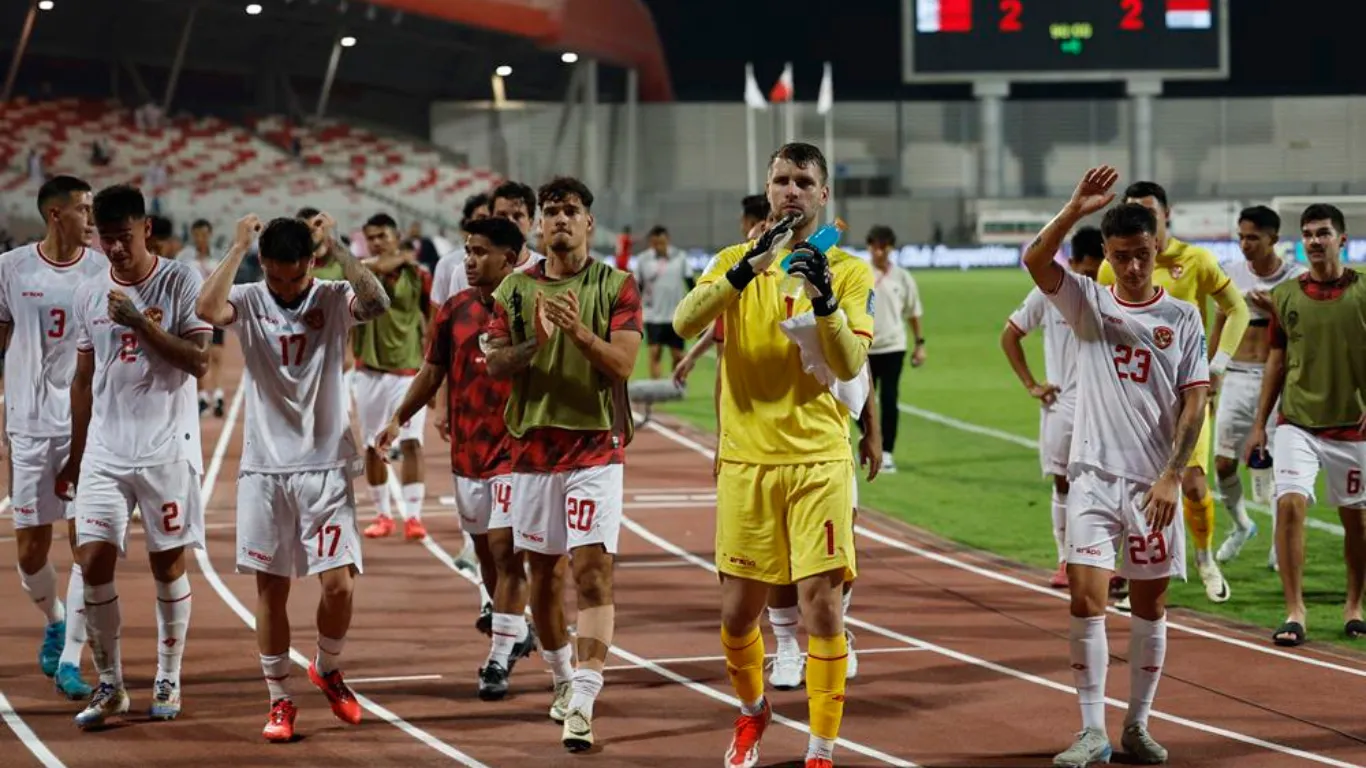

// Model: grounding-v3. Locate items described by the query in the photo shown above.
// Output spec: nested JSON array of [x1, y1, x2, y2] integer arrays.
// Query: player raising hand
[[1022, 167, 1209, 768], [196, 212, 390, 742]]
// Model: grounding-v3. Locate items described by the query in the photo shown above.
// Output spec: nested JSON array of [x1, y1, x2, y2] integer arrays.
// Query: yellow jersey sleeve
[[673, 243, 748, 339], [815, 253, 875, 381], [1097, 259, 1116, 287], [1192, 247, 1232, 296], [833, 251, 876, 341]]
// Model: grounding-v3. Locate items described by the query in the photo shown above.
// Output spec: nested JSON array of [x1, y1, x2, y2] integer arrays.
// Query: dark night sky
[[642, 0, 1364, 102]]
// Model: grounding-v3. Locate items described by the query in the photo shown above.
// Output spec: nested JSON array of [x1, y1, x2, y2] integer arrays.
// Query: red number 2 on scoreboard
[[1120, 0, 1144, 30], [999, 0, 1023, 32]]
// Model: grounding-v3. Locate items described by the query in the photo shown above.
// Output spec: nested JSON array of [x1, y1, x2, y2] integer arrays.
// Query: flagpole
[[784, 61, 795, 144], [823, 63, 834, 224], [745, 63, 758, 193]]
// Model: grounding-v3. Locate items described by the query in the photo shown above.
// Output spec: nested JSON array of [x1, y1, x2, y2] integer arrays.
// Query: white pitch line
[[413, 527, 916, 767], [637, 415, 1365, 767], [347, 674, 444, 685], [0, 692, 65, 768], [193, 379, 490, 767], [601, 646, 926, 672]]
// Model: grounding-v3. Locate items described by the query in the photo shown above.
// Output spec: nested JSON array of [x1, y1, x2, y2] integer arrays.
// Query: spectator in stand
[[148, 215, 181, 258]]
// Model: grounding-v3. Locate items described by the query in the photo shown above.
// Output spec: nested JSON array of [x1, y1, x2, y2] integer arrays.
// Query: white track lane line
[[0, 692, 65, 768], [193, 378, 490, 767], [636, 415, 1365, 768]]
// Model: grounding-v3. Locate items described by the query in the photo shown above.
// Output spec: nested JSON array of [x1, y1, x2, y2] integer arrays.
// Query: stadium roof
[[369, 0, 672, 101], [5, 0, 671, 113]]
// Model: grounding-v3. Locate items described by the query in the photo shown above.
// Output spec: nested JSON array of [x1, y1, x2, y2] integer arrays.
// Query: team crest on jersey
[[303, 307, 325, 330], [1153, 326, 1174, 349], [1168, 265, 1184, 280], [143, 307, 164, 325]]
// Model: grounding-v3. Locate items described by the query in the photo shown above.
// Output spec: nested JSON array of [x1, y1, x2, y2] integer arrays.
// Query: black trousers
[[865, 350, 905, 453]]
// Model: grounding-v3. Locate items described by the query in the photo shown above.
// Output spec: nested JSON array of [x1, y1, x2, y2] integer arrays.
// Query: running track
[[2, 344, 1366, 767]]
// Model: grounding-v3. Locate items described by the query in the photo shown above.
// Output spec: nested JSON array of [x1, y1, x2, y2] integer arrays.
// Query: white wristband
[[1209, 350, 1232, 376]]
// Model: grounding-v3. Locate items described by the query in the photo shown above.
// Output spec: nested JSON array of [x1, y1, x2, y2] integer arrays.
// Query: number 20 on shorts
[[567, 497, 596, 533]]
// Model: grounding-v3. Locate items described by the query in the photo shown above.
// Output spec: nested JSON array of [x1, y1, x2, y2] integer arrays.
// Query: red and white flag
[[816, 62, 833, 116], [744, 63, 768, 110], [916, 0, 972, 33], [1165, 0, 1211, 29], [768, 63, 793, 103]]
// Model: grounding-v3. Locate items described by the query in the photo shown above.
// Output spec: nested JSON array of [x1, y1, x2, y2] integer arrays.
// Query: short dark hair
[[465, 216, 526, 255], [364, 213, 398, 231], [1300, 203, 1347, 233], [1101, 203, 1159, 240], [866, 225, 896, 247], [1070, 226, 1105, 261], [296, 206, 321, 221], [1123, 181, 1169, 211], [36, 175, 91, 217], [92, 184, 146, 228], [259, 217, 314, 264], [538, 176, 594, 210], [742, 194, 770, 222], [491, 181, 536, 214], [150, 215, 174, 239], [191, 218, 212, 231], [1238, 205, 1280, 235], [647, 225, 669, 238], [769, 142, 829, 184], [461, 193, 490, 226]]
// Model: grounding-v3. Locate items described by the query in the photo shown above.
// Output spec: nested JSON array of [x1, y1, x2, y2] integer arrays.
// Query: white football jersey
[[0, 244, 110, 437], [1008, 286, 1079, 403], [73, 257, 211, 472], [226, 279, 361, 473], [1046, 270, 1210, 484], [1224, 257, 1306, 322]]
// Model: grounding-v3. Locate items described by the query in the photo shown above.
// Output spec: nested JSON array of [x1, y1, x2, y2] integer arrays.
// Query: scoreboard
[[903, 0, 1228, 82]]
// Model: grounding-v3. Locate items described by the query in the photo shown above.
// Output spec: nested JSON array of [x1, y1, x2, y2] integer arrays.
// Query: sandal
[[1273, 620, 1306, 647], [1345, 619, 1366, 639]]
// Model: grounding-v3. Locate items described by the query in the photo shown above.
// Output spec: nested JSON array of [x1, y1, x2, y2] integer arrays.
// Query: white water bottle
[[1248, 446, 1274, 504]]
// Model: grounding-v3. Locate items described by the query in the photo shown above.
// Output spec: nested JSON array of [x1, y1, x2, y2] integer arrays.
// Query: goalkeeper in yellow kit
[[673, 142, 873, 768], [1098, 181, 1250, 605]]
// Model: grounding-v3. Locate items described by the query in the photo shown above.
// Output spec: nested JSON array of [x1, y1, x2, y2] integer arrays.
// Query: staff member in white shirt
[[864, 225, 924, 473]]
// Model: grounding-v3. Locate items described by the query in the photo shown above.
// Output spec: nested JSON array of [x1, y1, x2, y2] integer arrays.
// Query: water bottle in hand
[[1248, 446, 1274, 504]]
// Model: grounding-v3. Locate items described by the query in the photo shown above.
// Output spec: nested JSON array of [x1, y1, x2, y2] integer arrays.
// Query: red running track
[[1, 344, 1365, 767]]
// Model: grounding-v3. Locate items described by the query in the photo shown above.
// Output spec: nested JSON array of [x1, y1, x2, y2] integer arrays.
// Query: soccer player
[[0, 175, 104, 700], [864, 225, 925, 474], [484, 176, 642, 752], [1023, 167, 1209, 768], [1001, 226, 1105, 589], [1212, 206, 1304, 568], [431, 193, 492, 306], [354, 213, 432, 541], [1246, 203, 1366, 648], [60, 184, 213, 728], [196, 212, 387, 741], [378, 216, 539, 701], [673, 142, 873, 768], [635, 225, 693, 379], [1097, 181, 1248, 604], [176, 219, 226, 418]]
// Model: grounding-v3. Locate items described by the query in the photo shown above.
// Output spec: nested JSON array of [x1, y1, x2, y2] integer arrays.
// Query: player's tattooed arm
[[1024, 166, 1119, 293], [485, 335, 539, 378], [331, 243, 391, 321], [1166, 385, 1210, 472]]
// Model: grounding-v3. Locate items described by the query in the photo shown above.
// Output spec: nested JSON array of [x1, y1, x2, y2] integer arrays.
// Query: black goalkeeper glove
[[725, 213, 797, 291], [785, 244, 838, 317]]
